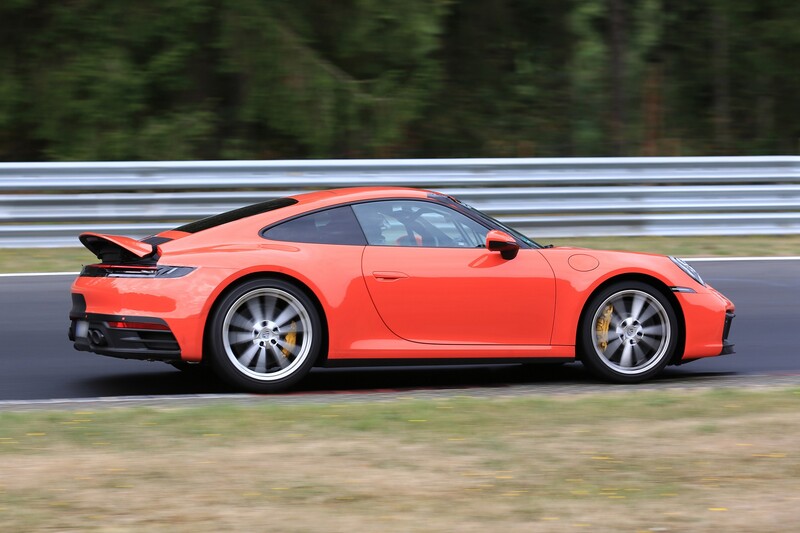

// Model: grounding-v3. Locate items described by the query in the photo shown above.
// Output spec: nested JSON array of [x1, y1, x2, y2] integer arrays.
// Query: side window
[[352, 200, 489, 248], [262, 206, 366, 245]]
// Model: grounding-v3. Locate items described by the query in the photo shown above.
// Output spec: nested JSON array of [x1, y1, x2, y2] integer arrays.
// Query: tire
[[578, 281, 678, 383], [208, 278, 323, 393]]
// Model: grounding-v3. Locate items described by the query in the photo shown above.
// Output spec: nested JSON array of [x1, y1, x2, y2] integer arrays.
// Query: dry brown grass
[[1, 389, 799, 531]]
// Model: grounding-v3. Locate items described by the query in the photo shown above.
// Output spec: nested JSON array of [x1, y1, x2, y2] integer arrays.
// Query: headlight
[[669, 256, 705, 286]]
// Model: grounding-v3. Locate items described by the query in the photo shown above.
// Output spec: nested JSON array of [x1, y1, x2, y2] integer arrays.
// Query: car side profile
[[69, 187, 735, 392]]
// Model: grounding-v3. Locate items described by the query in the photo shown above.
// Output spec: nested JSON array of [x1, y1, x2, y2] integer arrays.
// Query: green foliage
[[1, 0, 799, 161], [569, 0, 609, 154]]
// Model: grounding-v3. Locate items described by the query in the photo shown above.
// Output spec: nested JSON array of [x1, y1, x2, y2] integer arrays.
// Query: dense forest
[[1, 0, 799, 161]]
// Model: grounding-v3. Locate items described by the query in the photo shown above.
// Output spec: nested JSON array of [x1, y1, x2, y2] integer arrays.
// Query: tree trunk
[[642, 62, 663, 156], [711, 2, 731, 153], [608, 0, 627, 155]]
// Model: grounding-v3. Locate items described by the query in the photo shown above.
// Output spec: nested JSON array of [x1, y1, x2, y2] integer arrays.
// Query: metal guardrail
[[2, 156, 800, 247]]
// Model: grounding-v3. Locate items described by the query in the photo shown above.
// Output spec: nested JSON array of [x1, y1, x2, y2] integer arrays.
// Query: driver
[[359, 209, 387, 245]]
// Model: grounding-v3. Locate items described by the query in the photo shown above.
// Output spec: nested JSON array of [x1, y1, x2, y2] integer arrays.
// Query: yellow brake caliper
[[595, 305, 614, 352], [281, 321, 297, 358]]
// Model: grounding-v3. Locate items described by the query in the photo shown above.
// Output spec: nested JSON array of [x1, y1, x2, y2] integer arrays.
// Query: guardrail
[[2, 156, 800, 247]]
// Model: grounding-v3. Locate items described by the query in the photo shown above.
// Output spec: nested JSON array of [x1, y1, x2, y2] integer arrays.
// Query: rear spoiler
[[79, 232, 159, 264]]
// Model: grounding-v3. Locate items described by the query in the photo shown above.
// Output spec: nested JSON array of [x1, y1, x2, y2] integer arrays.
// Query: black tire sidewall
[[208, 278, 322, 393], [578, 281, 678, 383]]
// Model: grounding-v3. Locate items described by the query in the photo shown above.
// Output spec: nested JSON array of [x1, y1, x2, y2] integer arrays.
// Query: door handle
[[372, 271, 409, 281]]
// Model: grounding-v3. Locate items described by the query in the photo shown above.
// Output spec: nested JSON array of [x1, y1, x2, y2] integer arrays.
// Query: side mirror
[[485, 230, 519, 260]]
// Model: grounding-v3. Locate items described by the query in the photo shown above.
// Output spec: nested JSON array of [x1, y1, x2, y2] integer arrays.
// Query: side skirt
[[322, 357, 575, 368]]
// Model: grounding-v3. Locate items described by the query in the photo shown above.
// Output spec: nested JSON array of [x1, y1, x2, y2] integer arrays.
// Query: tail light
[[80, 265, 195, 278], [107, 320, 171, 331]]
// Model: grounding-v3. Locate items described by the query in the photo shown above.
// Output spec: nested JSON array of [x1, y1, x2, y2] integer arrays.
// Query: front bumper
[[721, 311, 735, 355], [672, 283, 735, 360]]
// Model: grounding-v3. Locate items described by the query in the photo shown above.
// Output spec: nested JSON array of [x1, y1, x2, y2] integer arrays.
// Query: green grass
[[1, 234, 799, 274], [0, 388, 795, 454], [0, 247, 95, 273], [544, 234, 800, 257], [1, 388, 799, 531]]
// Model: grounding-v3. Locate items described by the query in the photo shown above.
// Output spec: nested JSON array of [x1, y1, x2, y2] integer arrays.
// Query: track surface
[[0, 259, 797, 401]]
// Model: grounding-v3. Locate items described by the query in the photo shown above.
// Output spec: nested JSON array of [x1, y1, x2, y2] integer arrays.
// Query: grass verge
[[1, 388, 799, 531], [544, 234, 800, 257], [2, 235, 799, 274], [0, 247, 94, 274]]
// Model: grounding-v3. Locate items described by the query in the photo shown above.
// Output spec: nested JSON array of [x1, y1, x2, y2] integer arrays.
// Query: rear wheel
[[208, 279, 322, 393], [578, 281, 678, 383]]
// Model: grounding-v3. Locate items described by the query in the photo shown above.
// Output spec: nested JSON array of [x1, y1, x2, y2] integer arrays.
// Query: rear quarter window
[[262, 206, 366, 245]]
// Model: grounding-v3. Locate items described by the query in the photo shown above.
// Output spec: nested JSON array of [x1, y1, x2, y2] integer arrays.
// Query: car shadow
[[76, 368, 235, 397], [298, 363, 591, 392], [72, 363, 739, 398]]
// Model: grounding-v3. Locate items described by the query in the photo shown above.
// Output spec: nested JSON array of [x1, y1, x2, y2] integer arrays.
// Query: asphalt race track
[[0, 259, 797, 401]]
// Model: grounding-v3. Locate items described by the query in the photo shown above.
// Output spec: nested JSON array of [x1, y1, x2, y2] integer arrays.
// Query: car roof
[[152, 187, 441, 243], [288, 187, 434, 211]]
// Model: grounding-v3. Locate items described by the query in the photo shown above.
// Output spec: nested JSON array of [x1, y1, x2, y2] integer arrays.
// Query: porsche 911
[[69, 187, 735, 392]]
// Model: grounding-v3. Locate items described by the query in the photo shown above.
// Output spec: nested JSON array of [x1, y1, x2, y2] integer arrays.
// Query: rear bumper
[[69, 295, 181, 361]]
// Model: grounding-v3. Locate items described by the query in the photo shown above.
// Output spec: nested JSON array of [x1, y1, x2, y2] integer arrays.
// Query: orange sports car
[[69, 187, 734, 392]]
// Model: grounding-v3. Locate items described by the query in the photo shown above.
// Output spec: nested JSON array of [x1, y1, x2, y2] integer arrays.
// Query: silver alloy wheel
[[590, 289, 671, 375], [222, 288, 313, 382]]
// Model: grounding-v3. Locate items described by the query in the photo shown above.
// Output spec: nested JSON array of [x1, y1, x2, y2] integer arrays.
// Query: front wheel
[[578, 281, 678, 383], [208, 279, 322, 393]]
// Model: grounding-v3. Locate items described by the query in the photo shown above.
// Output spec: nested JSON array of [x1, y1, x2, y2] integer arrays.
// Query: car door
[[353, 200, 555, 345]]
